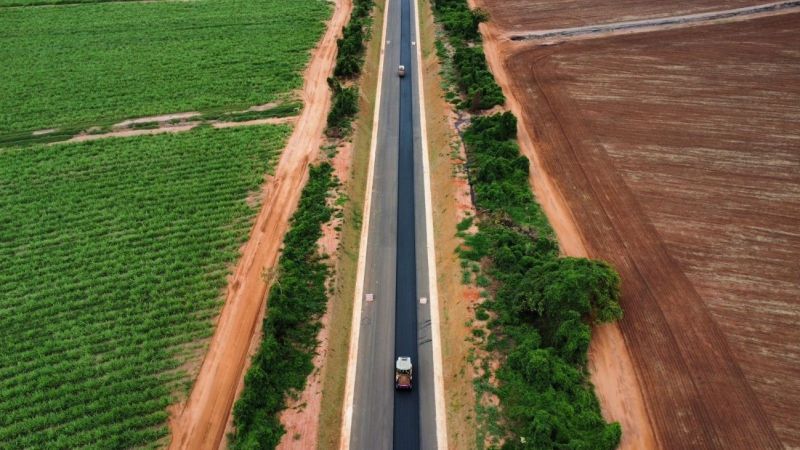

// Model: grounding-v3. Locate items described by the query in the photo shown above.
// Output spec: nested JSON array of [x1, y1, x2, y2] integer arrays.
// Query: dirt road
[[167, 1, 353, 448], [507, 0, 800, 43]]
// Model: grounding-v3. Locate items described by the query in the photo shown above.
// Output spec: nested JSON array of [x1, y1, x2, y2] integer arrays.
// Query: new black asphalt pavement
[[349, 0, 437, 448]]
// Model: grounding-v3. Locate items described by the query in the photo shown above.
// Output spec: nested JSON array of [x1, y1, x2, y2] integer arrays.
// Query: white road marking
[[413, 0, 449, 447], [339, 0, 392, 448]]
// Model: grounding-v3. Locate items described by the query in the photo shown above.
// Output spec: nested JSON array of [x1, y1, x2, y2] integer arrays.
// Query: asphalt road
[[349, 0, 437, 448]]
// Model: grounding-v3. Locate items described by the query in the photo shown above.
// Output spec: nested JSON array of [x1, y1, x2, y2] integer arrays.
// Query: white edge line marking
[[414, 0, 449, 448], [339, 0, 391, 447]]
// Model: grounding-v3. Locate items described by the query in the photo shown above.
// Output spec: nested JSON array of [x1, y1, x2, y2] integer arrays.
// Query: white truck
[[395, 356, 412, 390]]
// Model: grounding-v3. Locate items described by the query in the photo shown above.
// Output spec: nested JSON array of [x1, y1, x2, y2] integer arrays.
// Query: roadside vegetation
[[431, 0, 503, 111], [327, 0, 375, 137], [0, 0, 329, 136], [230, 164, 337, 449], [0, 126, 289, 447], [230, 1, 378, 447], [430, 1, 624, 447], [459, 114, 622, 448]]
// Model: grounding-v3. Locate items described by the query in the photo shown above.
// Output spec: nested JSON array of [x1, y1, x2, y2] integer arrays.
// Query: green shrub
[[230, 164, 336, 449], [326, 78, 360, 137], [431, 0, 503, 111], [333, 0, 374, 78], [459, 111, 624, 447]]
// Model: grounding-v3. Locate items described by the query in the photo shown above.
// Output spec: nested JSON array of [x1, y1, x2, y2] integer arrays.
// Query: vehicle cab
[[395, 356, 413, 390]]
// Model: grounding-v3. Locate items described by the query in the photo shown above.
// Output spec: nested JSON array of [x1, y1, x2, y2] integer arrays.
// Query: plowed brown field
[[480, 0, 765, 30], [481, 9, 800, 450]]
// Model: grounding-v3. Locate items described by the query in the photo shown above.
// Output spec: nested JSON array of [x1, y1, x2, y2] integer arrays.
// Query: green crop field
[[0, 126, 290, 447], [0, 0, 330, 135], [0, 0, 140, 6]]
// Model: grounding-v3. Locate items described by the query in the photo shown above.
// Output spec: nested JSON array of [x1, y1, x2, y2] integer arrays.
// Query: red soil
[[167, 0, 353, 448], [478, 0, 765, 31], [276, 140, 352, 450], [480, 7, 799, 449]]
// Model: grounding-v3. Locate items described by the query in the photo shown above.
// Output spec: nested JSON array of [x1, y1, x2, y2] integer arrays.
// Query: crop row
[[0, 126, 289, 447], [0, 0, 330, 135]]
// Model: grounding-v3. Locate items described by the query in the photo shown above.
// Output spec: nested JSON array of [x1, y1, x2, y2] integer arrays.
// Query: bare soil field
[[476, 0, 765, 31], [489, 12, 799, 449]]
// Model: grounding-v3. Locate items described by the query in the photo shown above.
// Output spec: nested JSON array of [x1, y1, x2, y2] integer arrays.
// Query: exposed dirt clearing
[[167, 0, 353, 448], [113, 112, 200, 129], [63, 124, 198, 143], [211, 116, 298, 129], [58, 117, 297, 144], [588, 324, 656, 449], [485, 11, 799, 449], [247, 102, 280, 112]]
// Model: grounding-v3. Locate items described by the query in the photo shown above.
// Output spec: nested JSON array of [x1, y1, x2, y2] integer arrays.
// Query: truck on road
[[395, 357, 413, 390]]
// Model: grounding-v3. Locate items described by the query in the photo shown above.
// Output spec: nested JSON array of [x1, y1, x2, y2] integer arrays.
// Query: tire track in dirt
[[167, 0, 352, 448], [506, 0, 800, 43]]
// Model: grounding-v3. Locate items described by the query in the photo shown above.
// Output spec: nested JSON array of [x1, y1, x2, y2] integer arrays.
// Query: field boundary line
[[507, 0, 800, 43], [338, 0, 391, 447], [413, 0, 448, 448]]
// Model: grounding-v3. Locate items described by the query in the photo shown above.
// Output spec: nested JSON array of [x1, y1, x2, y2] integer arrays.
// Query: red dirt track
[[477, 4, 800, 449], [480, 0, 765, 30], [167, 0, 352, 448]]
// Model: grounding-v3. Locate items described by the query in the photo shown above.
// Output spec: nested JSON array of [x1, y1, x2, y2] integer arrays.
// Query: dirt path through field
[[60, 117, 297, 144], [167, 0, 352, 448], [505, 0, 800, 44], [474, 11, 658, 449]]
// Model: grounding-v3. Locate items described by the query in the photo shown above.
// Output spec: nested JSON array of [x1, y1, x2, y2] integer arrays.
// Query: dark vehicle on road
[[395, 357, 412, 390]]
